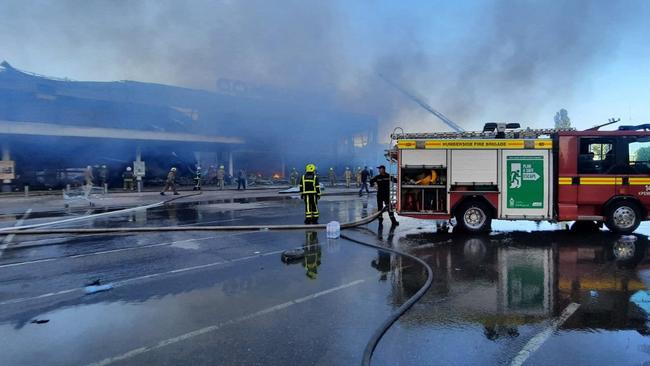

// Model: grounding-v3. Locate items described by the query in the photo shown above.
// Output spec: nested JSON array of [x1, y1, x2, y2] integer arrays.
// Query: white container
[[326, 221, 340, 239]]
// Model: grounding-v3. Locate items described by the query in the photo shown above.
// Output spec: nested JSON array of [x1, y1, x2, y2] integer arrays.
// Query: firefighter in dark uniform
[[303, 231, 321, 279], [300, 163, 321, 224], [122, 166, 135, 191], [369, 165, 398, 226]]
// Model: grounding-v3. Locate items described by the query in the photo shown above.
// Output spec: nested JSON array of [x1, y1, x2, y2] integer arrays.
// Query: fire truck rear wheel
[[605, 201, 641, 234], [456, 200, 492, 233]]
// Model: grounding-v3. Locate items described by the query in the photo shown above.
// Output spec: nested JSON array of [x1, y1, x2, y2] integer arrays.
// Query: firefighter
[[217, 165, 225, 190], [300, 163, 321, 224], [358, 166, 371, 196], [99, 165, 109, 187], [370, 165, 398, 226], [303, 231, 321, 280], [290, 168, 299, 186], [344, 167, 352, 188], [160, 167, 179, 195], [84, 165, 94, 187], [193, 166, 202, 191], [122, 166, 135, 191], [356, 166, 362, 188], [237, 169, 246, 190], [328, 167, 336, 187]]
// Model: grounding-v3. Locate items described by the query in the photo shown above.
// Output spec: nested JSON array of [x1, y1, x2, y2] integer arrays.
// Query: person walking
[[237, 169, 246, 190], [160, 167, 179, 195], [344, 167, 352, 188], [217, 165, 225, 190], [300, 163, 321, 224], [358, 166, 371, 196], [122, 166, 135, 191], [370, 165, 398, 226], [328, 167, 336, 187]]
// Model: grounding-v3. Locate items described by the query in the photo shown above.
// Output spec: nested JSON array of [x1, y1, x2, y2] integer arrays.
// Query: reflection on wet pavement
[[3, 195, 650, 365], [373, 228, 650, 365]]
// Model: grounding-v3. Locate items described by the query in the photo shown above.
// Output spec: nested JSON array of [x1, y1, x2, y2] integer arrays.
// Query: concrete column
[[228, 151, 234, 176], [2, 144, 12, 192], [136, 146, 143, 193]]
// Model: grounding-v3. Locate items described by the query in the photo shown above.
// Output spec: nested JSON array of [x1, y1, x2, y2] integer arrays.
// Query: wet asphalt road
[[2, 194, 650, 365]]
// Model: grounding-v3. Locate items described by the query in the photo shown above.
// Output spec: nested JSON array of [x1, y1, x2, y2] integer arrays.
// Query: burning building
[[0, 61, 380, 190]]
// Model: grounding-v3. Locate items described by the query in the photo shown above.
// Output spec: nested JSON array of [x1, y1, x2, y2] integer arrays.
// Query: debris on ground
[[84, 279, 114, 295], [281, 248, 305, 264]]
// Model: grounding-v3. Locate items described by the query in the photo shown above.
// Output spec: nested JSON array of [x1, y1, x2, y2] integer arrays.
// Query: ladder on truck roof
[[391, 127, 575, 141]]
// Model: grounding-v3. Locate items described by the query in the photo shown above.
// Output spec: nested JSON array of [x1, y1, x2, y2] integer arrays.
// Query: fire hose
[[340, 232, 433, 366], [0, 195, 433, 366]]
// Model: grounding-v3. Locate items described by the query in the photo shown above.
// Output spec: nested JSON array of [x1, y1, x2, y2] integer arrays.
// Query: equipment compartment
[[399, 166, 447, 213]]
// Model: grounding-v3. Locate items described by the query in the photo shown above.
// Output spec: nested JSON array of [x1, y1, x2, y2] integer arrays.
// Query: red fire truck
[[391, 123, 650, 233]]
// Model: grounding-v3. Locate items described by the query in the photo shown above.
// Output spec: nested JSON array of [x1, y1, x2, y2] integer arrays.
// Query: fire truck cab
[[391, 123, 650, 234]]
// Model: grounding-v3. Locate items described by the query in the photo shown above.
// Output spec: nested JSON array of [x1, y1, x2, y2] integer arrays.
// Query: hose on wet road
[[0, 209, 383, 235], [0, 192, 204, 234], [1, 196, 433, 366], [340, 232, 433, 366]]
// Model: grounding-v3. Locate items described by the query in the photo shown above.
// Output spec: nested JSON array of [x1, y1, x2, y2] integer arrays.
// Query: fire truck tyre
[[456, 200, 492, 233], [605, 201, 641, 234]]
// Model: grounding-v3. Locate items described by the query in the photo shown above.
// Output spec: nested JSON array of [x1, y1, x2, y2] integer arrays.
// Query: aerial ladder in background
[[378, 73, 465, 132]]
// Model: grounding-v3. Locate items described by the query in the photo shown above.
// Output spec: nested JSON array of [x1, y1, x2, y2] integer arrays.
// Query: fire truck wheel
[[605, 201, 641, 234], [456, 200, 492, 233]]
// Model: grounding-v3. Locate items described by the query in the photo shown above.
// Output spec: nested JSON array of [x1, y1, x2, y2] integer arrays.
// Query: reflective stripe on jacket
[[300, 173, 321, 195]]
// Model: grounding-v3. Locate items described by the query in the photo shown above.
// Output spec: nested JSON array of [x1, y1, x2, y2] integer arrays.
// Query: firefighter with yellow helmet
[[300, 163, 321, 224], [160, 167, 179, 196], [216, 165, 225, 190]]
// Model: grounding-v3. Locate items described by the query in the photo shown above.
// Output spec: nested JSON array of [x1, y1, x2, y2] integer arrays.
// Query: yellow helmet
[[305, 163, 316, 173]]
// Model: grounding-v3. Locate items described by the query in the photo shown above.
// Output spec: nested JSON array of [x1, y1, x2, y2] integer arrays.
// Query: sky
[[1, 0, 649, 140]]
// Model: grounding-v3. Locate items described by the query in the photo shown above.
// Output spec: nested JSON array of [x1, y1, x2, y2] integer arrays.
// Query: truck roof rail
[[618, 124, 650, 131], [391, 127, 574, 140]]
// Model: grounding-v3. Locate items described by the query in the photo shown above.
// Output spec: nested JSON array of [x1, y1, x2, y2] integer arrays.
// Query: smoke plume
[[0, 0, 647, 135]]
